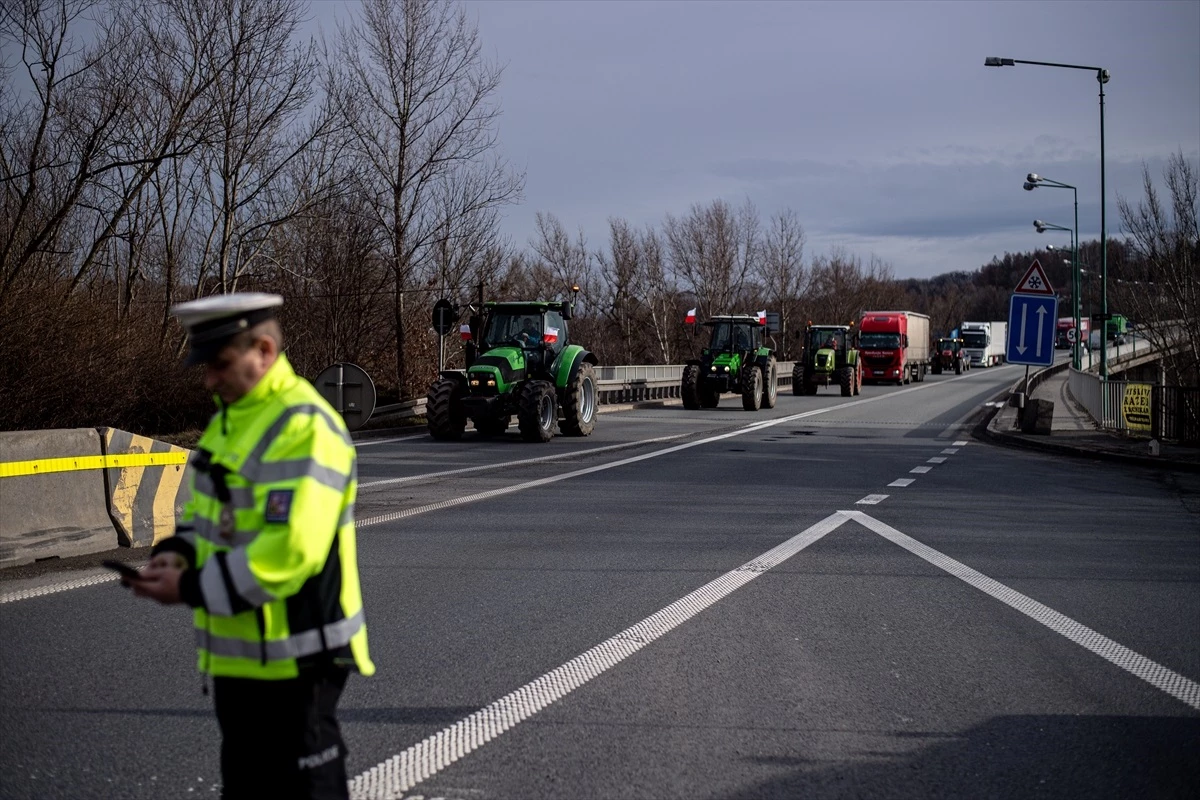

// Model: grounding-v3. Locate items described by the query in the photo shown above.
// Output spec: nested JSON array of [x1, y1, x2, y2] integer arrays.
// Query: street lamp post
[[1027, 173, 1084, 371], [1032, 217, 1080, 371], [986, 57, 1110, 379]]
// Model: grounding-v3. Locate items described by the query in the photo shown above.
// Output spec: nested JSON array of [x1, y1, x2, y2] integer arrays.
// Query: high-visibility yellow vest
[[157, 354, 373, 680]]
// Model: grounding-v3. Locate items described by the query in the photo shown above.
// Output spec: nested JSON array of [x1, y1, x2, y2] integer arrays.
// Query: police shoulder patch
[[265, 489, 294, 523]]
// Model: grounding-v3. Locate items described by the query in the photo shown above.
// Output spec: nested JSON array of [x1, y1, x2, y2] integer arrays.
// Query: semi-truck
[[1055, 317, 1090, 349], [960, 321, 1007, 367], [859, 310, 931, 384]]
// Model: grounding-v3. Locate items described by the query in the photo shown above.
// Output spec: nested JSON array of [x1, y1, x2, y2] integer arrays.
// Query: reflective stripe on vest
[[199, 548, 276, 616], [198, 609, 365, 662]]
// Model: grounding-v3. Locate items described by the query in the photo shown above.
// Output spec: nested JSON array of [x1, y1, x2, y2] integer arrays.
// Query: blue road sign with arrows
[[1006, 294, 1058, 366]]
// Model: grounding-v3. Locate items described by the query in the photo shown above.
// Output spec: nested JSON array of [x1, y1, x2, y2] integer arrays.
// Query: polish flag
[[543, 327, 559, 344], [459, 323, 472, 341], [685, 307, 697, 325], [756, 309, 767, 325]]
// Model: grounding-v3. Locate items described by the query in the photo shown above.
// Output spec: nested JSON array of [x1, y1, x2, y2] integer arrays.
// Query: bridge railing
[[377, 361, 798, 420]]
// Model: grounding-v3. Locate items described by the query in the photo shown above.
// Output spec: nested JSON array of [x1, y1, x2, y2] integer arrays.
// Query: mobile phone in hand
[[102, 560, 142, 581]]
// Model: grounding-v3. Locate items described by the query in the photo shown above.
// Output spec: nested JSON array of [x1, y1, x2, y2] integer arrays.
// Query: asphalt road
[[2, 363, 1197, 800]]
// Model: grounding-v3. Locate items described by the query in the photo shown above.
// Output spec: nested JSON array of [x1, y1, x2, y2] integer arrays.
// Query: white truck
[[960, 321, 1007, 367]]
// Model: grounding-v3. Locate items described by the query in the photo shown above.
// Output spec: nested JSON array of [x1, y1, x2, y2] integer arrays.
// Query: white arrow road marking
[[1017, 302, 1029, 354], [846, 511, 1200, 711], [348, 510, 1200, 799], [1035, 305, 1048, 356]]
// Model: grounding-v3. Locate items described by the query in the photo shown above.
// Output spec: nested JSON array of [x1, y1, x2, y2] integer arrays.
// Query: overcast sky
[[322, 1, 1195, 279]]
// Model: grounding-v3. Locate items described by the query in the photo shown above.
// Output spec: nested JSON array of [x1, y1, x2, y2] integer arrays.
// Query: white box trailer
[[960, 321, 1007, 367]]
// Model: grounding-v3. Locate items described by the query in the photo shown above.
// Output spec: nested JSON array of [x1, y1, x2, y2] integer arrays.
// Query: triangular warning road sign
[[1015, 259, 1055, 295]]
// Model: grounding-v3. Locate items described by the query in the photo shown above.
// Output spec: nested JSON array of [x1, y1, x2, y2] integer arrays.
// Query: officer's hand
[[131, 562, 185, 605]]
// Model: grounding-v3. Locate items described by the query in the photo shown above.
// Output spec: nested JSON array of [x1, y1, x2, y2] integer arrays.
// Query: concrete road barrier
[[99, 428, 192, 547], [0, 429, 119, 567]]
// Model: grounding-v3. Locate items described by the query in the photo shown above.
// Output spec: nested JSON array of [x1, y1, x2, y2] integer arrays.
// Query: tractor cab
[[704, 316, 762, 355], [480, 305, 567, 356]]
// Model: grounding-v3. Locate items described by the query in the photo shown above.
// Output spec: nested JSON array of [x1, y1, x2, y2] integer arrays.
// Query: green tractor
[[792, 324, 862, 397], [681, 315, 777, 411], [426, 295, 598, 443]]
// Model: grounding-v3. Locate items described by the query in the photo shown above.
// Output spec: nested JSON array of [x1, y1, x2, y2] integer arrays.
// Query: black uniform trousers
[[213, 666, 350, 800]]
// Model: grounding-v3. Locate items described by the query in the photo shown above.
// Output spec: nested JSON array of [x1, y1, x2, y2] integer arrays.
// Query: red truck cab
[[859, 312, 908, 384]]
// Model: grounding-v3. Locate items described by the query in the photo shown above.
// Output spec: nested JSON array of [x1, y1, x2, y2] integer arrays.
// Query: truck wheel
[[474, 414, 510, 436], [838, 366, 854, 397], [742, 365, 763, 411], [761, 357, 777, 409], [560, 362, 597, 436], [791, 362, 805, 396], [427, 378, 466, 440], [518, 380, 556, 442], [682, 364, 701, 409]]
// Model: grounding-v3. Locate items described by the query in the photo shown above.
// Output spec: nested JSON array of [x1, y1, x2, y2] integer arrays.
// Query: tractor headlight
[[723, 366, 730, 372], [710, 365, 717, 372], [469, 379, 480, 387], [487, 379, 496, 387]]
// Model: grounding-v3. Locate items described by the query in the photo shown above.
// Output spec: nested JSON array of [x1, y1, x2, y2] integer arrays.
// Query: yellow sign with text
[[1121, 383, 1152, 431]]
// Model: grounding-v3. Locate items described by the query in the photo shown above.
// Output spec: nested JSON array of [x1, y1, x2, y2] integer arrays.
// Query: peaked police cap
[[171, 293, 284, 366]]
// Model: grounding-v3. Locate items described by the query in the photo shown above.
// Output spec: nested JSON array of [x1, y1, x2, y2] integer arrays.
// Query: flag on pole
[[459, 323, 472, 341], [756, 309, 767, 325], [685, 307, 697, 324], [543, 327, 560, 344]]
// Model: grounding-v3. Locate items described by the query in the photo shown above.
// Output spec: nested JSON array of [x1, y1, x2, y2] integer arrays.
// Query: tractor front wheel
[[791, 362, 805, 396], [761, 357, 777, 409], [838, 366, 854, 397], [427, 378, 467, 440], [742, 365, 763, 411], [682, 364, 702, 409], [700, 380, 721, 408], [518, 380, 557, 442], [560, 362, 597, 436], [854, 362, 863, 395]]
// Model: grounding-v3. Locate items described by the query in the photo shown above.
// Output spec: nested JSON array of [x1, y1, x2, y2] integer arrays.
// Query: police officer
[[127, 292, 373, 800]]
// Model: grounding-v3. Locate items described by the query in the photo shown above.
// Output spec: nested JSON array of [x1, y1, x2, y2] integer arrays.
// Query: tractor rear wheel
[[518, 380, 556, 442], [839, 366, 854, 397], [955, 358, 963, 375], [742, 365, 763, 411], [932, 361, 942, 375], [560, 362, 597, 436], [474, 414, 510, 436], [681, 364, 702, 409], [427, 378, 466, 440], [761, 357, 777, 408]]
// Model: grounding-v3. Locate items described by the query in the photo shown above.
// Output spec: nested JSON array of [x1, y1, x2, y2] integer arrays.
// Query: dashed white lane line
[[856, 494, 888, 505], [846, 511, 1200, 712], [347, 511, 852, 800], [910, 466, 932, 474], [927, 457, 947, 464], [942, 448, 960, 454], [888, 478, 915, 487], [953, 441, 968, 447]]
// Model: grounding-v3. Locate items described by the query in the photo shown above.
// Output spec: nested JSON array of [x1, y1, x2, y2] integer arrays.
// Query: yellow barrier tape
[[0, 451, 188, 478]]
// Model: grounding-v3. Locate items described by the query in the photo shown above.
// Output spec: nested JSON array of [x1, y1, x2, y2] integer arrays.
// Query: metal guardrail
[[375, 362, 798, 421]]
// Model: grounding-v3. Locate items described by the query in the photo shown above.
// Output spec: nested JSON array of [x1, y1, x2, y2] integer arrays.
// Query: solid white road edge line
[[358, 433, 692, 490], [346, 511, 852, 800], [845, 510, 1200, 712]]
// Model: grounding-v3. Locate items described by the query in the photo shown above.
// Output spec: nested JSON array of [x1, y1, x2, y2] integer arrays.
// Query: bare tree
[[331, 0, 524, 395], [664, 198, 758, 318], [757, 207, 807, 353], [594, 216, 641, 365], [1118, 152, 1199, 383]]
